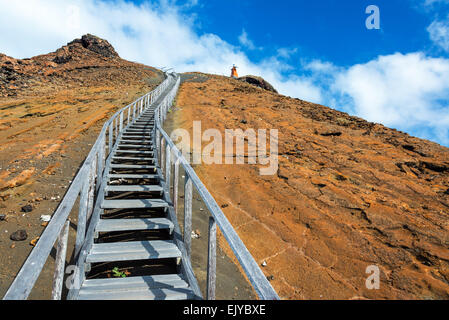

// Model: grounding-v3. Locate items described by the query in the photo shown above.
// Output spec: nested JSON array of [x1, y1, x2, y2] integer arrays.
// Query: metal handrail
[[154, 74, 279, 300], [3, 73, 174, 300]]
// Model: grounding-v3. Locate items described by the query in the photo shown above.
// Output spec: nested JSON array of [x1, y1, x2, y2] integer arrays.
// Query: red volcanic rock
[[238, 75, 278, 93], [68, 34, 119, 59]]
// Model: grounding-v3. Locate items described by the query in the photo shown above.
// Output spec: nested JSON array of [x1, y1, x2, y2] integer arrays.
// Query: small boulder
[[237, 75, 277, 93], [40, 215, 51, 222], [320, 131, 342, 137], [10, 230, 27, 241], [21, 204, 33, 213]]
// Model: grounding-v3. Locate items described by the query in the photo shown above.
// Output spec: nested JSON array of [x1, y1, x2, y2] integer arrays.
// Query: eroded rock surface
[[238, 75, 278, 93]]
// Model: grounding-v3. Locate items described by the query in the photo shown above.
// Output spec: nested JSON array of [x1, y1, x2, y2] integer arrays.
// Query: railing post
[[97, 138, 105, 192], [74, 177, 89, 258], [158, 105, 162, 124], [161, 138, 166, 175], [173, 158, 180, 215], [119, 112, 123, 133], [108, 122, 113, 151], [165, 145, 171, 190], [207, 216, 217, 300], [51, 220, 70, 300], [86, 159, 96, 223], [113, 118, 115, 140], [184, 175, 192, 257]]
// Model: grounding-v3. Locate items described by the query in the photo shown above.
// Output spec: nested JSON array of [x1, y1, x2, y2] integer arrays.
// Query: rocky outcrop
[[238, 75, 278, 93], [0, 34, 150, 97], [68, 34, 119, 59], [52, 34, 119, 65]]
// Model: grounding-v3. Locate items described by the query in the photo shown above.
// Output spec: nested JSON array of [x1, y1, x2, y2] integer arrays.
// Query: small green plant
[[112, 267, 127, 278]]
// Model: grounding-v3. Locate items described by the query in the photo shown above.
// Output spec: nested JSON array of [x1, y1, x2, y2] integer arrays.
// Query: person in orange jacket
[[231, 65, 238, 78]]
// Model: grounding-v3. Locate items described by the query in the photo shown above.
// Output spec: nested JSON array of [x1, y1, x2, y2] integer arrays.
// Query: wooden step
[[112, 156, 155, 162], [78, 286, 194, 300], [126, 127, 153, 130], [113, 150, 154, 155], [124, 131, 153, 135], [81, 274, 187, 291], [110, 164, 155, 170], [119, 140, 153, 144], [86, 240, 181, 263], [108, 174, 158, 179], [118, 144, 154, 149], [101, 199, 168, 209], [122, 131, 152, 134], [96, 218, 173, 233], [129, 124, 154, 127], [105, 185, 162, 193], [118, 137, 152, 141]]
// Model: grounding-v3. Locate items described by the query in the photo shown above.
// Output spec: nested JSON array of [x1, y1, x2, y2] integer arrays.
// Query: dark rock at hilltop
[[238, 75, 278, 93], [69, 34, 119, 59]]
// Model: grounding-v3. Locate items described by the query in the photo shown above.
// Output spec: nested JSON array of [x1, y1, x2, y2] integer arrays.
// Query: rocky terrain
[[0, 34, 163, 298], [169, 72, 449, 300]]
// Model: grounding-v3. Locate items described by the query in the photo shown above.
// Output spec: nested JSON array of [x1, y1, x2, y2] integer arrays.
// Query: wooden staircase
[[75, 89, 196, 300]]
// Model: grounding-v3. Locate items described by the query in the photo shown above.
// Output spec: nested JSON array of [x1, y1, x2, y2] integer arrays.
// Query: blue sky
[[0, 0, 449, 146], [178, 0, 434, 65]]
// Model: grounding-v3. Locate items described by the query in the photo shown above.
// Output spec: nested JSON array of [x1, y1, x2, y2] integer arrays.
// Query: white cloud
[[238, 29, 260, 51], [423, 0, 449, 5], [329, 53, 449, 145], [428, 15, 449, 52], [276, 47, 298, 59]]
